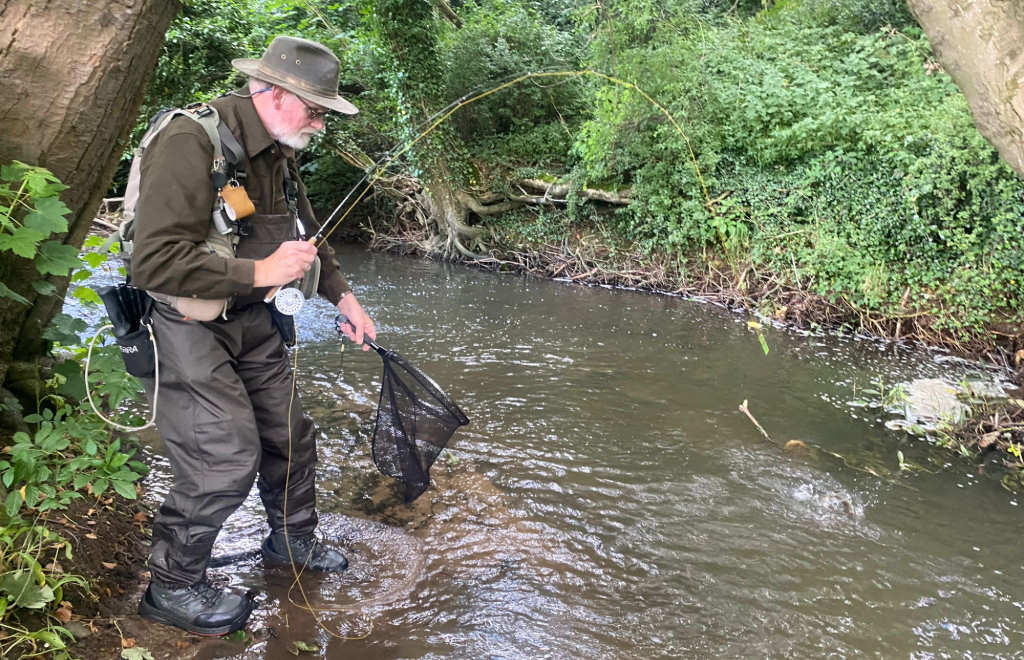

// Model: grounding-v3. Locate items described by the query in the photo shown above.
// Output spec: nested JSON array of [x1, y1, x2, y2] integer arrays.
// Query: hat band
[[255, 63, 334, 98]]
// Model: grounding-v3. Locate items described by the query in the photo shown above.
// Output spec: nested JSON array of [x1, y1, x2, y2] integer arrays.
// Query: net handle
[[336, 314, 386, 356]]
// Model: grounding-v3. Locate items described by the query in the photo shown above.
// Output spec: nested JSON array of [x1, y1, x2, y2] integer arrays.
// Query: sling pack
[[105, 103, 250, 321]]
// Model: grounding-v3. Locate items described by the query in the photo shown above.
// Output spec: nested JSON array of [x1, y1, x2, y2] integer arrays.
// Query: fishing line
[[280, 337, 374, 641], [311, 68, 711, 248], [277, 68, 708, 641]]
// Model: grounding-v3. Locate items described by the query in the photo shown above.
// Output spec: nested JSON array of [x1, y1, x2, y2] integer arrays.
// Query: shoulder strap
[[109, 104, 246, 262], [183, 104, 229, 190]]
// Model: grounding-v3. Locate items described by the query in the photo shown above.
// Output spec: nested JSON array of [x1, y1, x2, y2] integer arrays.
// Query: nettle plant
[[0, 161, 80, 303]]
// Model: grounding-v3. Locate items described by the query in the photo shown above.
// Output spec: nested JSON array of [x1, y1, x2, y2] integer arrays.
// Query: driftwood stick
[[738, 399, 772, 441]]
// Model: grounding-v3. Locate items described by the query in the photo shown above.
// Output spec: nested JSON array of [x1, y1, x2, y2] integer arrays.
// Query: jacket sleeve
[[131, 123, 256, 298]]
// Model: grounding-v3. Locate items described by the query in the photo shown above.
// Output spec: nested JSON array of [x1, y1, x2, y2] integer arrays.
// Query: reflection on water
[[84, 245, 1023, 658]]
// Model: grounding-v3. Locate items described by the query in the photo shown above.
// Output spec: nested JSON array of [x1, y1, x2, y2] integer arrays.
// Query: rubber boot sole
[[138, 590, 256, 636]]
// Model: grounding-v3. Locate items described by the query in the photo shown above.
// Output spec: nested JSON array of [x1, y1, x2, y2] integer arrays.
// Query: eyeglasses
[[295, 94, 329, 122]]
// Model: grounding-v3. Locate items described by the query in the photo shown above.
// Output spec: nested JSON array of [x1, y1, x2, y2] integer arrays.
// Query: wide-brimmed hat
[[232, 36, 358, 115]]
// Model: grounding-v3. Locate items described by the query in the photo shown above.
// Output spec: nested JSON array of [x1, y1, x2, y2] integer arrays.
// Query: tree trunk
[[907, 0, 1024, 178], [0, 0, 180, 424]]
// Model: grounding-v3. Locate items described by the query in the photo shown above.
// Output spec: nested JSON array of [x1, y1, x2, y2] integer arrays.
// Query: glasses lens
[[297, 95, 327, 121]]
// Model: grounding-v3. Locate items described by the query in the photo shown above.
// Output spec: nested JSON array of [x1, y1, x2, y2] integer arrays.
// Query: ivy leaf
[[71, 268, 94, 283], [121, 647, 155, 660], [0, 226, 46, 258], [55, 359, 86, 402], [24, 196, 70, 235], [0, 281, 31, 305], [0, 162, 28, 183], [21, 165, 67, 198], [43, 313, 87, 344], [81, 252, 108, 268], [35, 240, 80, 276]]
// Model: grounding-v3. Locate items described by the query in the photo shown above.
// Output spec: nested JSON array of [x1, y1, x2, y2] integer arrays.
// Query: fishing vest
[[107, 103, 319, 321]]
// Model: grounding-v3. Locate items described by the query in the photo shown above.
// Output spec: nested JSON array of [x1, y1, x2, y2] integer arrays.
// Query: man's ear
[[271, 85, 287, 106]]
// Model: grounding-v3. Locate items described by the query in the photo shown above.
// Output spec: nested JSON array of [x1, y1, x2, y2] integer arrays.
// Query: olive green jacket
[[131, 89, 351, 305]]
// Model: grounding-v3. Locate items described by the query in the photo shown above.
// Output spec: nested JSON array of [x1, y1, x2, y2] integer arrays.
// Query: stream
[[70, 244, 1024, 658]]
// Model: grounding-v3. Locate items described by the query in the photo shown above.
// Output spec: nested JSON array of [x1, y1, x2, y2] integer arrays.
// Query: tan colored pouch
[[220, 182, 255, 220], [148, 291, 227, 322]]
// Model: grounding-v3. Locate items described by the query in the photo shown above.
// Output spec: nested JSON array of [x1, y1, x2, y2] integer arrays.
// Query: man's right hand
[[253, 240, 317, 288]]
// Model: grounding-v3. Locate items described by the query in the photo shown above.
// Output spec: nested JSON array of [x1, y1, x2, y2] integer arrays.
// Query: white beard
[[265, 115, 317, 151], [277, 131, 313, 150]]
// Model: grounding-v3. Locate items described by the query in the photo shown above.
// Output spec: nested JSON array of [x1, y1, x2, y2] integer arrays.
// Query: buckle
[[185, 102, 215, 118]]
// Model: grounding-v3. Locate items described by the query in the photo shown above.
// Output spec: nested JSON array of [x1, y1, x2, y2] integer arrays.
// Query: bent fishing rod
[[308, 68, 710, 249]]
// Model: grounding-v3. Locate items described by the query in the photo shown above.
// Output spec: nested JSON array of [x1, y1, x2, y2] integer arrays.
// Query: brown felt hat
[[232, 36, 358, 115]]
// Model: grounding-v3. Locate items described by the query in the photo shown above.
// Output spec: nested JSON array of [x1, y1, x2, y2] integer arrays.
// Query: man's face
[[267, 89, 327, 150]]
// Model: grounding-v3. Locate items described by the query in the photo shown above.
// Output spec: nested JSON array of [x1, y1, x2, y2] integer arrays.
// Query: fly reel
[[272, 286, 304, 316]]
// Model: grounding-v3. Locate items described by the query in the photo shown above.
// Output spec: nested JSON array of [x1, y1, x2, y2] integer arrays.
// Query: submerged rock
[[903, 378, 970, 426], [884, 377, 1010, 433]]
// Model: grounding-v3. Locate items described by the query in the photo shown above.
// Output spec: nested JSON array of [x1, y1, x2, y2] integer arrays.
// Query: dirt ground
[[31, 492, 151, 658]]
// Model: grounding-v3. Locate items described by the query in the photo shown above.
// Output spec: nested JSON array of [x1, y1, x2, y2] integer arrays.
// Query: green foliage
[[785, 0, 915, 33], [0, 523, 86, 660], [121, 0, 1024, 343], [0, 162, 79, 304], [569, 3, 1024, 342], [0, 405, 145, 522], [440, 0, 584, 144], [137, 0, 276, 138]]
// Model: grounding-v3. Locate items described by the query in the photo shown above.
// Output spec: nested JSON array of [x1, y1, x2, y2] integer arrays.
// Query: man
[[130, 36, 376, 635]]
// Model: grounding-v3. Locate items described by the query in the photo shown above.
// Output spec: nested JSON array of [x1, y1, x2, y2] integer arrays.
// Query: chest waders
[[134, 123, 327, 595]]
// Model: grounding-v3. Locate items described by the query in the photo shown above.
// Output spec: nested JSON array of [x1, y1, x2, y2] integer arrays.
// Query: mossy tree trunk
[[908, 0, 1024, 179], [0, 0, 180, 430], [368, 0, 483, 259]]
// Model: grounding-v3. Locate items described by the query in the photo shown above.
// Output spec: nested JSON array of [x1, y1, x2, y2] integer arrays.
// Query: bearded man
[[130, 36, 375, 635]]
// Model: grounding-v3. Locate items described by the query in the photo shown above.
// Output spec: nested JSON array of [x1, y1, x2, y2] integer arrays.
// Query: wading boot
[[138, 578, 256, 636], [262, 532, 348, 571]]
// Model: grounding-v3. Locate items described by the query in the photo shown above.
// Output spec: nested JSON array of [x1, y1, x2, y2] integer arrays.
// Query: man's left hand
[[337, 293, 376, 351]]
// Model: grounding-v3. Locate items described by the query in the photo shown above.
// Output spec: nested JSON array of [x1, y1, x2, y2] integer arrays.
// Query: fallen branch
[[517, 178, 632, 205], [92, 217, 119, 232]]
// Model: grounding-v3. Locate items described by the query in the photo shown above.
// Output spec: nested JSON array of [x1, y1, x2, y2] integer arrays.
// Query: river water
[[74, 245, 1024, 658]]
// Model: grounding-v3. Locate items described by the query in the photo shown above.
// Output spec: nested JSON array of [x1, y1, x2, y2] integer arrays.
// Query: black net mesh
[[371, 347, 470, 502]]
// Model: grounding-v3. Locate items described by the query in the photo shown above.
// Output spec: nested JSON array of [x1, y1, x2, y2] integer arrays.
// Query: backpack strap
[[112, 104, 247, 266], [183, 103, 230, 191], [216, 120, 246, 183]]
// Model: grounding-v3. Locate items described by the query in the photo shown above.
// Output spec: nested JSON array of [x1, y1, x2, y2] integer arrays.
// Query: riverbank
[[363, 218, 1024, 486]]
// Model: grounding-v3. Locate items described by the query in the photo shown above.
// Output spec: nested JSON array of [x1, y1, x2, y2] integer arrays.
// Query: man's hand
[[337, 293, 376, 352], [253, 240, 317, 287]]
